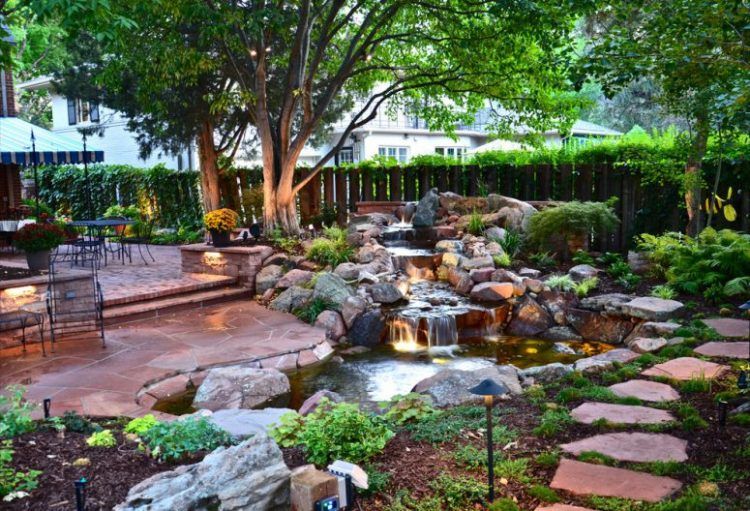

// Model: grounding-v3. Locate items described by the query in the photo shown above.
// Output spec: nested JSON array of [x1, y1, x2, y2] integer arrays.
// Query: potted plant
[[13, 223, 66, 271], [103, 204, 141, 235], [203, 208, 239, 247]]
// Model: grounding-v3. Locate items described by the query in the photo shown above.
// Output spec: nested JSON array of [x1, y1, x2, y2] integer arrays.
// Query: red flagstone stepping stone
[[609, 379, 680, 402], [571, 402, 675, 424], [536, 505, 597, 511], [694, 342, 749, 359], [550, 459, 682, 502], [702, 318, 749, 338], [641, 357, 730, 381], [560, 432, 688, 462]]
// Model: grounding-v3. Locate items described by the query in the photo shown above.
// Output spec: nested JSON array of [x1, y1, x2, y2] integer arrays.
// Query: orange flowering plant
[[203, 208, 239, 232]]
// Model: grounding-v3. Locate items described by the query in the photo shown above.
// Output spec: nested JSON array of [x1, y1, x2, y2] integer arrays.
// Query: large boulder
[[312, 273, 353, 310], [573, 348, 639, 373], [276, 269, 314, 290], [269, 286, 312, 313], [333, 262, 361, 280], [485, 194, 538, 232], [256, 265, 284, 295], [412, 188, 441, 227], [539, 326, 583, 342], [114, 435, 290, 511], [568, 264, 600, 281], [439, 192, 489, 214], [461, 255, 495, 271], [368, 282, 405, 304], [193, 367, 290, 411], [518, 363, 574, 384], [314, 310, 347, 341], [197, 408, 294, 440], [620, 297, 685, 322], [348, 310, 386, 347], [298, 390, 344, 416], [537, 290, 579, 325], [341, 296, 367, 329], [579, 293, 633, 313], [413, 365, 521, 407], [470, 282, 514, 302], [506, 297, 554, 336], [435, 239, 464, 253], [566, 308, 636, 343]]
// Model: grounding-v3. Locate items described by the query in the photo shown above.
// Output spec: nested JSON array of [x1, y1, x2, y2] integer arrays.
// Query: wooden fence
[[228, 162, 750, 251]]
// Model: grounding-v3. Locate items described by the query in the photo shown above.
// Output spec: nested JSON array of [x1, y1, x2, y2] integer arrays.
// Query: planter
[[210, 229, 232, 247], [26, 250, 51, 271]]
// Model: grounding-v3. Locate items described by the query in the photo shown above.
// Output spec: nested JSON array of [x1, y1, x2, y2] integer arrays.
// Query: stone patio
[[0, 300, 328, 418]]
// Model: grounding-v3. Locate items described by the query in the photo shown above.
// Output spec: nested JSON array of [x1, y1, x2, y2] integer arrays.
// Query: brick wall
[[0, 164, 22, 212], [180, 244, 274, 292], [1, 67, 15, 117]]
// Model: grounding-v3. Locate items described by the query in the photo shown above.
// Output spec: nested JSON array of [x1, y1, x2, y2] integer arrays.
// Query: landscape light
[[75, 478, 87, 511], [468, 378, 510, 503], [43, 398, 51, 419]]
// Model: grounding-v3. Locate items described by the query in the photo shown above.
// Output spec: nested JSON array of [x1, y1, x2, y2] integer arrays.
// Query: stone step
[[104, 287, 251, 325], [559, 432, 688, 462], [103, 273, 237, 307], [701, 318, 749, 338], [550, 459, 682, 502], [571, 402, 674, 425], [536, 505, 597, 511], [693, 342, 749, 359], [608, 379, 680, 402], [641, 356, 730, 381]]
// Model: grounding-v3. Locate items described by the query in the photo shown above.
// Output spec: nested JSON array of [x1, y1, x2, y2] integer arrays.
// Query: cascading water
[[389, 315, 421, 352], [426, 315, 458, 347]]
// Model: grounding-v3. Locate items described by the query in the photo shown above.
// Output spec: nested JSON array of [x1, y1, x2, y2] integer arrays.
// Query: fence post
[[419, 166, 430, 198], [389, 167, 402, 201], [362, 169, 373, 201], [324, 168, 334, 205], [404, 166, 415, 201], [335, 169, 347, 225], [349, 169, 359, 212]]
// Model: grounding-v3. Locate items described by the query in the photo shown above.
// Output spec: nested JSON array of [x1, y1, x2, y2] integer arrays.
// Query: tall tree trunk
[[684, 114, 709, 236], [197, 120, 221, 212]]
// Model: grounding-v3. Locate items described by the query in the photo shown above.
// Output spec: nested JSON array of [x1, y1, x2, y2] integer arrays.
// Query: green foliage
[[650, 285, 677, 300], [86, 430, 117, 447], [636, 229, 750, 300], [360, 465, 391, 497], [527, 200, 619, 255], [103, 203, 141, 219], [451, 444, 487, 470], [494, 457, 532, 483], [598, 252, 625, 266], [680, 377, 712, 394], [466, 210, 486, 235], [533, 451, 560, 468], [271, 400, 393, 466], [573, 276, 599, 297], [533, 408, 573, 437], [124, 414, 160, 436], [406, 405, 508, 444], [57, 411, 100, 434], [675, 403, 708, 431], [572, 250, 595, 265], [528, 251, 556, 269], [497, 229, 523, 258], [379, 393, 436, 426], [527, 484, 559, 503], [607, 261, 632, 279], [545, 274, 575, 292], [0, 386, 36, 439], [150, 224, 203, 245], [578, 450, 616, 465], [488, 498, 520, 511], [428, 474, 487, 510], [142, 417, 234, 461], [0, 441, 41, 499], [305, 230, 354, 267], [293, 297, 335, 324], [269, 228, 301, 253], [616, 273, 642, 291], [493, 253, 512, 268], [730, 413, 750, 427]]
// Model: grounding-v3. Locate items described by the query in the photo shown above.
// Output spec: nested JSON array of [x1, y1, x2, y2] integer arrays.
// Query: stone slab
[[573, 348, 639, 373], [200, 408, 294, 439], [536, 505, 598, 511], [620, 296, 684, 321], [641, 357, 730, 381], [693, 342, 749, 359], [550, 459, 682, 502], [608, 379, 680, 402], [629, 337, 667, 354], [701, 318, 750, 338], [571, 402, 675, 425], [560, 432, 688, 462]]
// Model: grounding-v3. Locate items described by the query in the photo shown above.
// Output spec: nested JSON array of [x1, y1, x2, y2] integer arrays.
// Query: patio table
[[67, 219, 136, 266]]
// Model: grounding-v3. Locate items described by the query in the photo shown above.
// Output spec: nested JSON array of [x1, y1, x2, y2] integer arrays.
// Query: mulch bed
[[0, 265, 42, 282], [5, 428, 197, 511]]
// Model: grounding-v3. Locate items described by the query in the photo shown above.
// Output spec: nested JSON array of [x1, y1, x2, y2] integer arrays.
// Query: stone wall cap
[[180, 243, 273, 255]]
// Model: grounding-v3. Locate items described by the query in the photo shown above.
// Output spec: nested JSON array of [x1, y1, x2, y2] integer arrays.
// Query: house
[[18, 76, 194, 171]]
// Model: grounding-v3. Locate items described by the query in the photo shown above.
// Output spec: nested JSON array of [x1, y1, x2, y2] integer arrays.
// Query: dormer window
[[67, 98, 100, 125]]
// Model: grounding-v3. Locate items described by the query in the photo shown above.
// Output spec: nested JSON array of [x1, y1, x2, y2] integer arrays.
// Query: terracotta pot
[[210, 229, 231, 247], [26, 250, 51, 271]]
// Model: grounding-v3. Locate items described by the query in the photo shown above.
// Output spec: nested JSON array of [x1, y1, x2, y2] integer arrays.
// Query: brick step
[[102, 273, 238, 308], [104, 286, 251, 325]]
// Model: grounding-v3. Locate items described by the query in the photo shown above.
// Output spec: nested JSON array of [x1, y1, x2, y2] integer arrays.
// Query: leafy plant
[[598, 251, 625, 266], [572, 250, 595, 265], [306, 236, 354, 267], [269, 412, 306, 448], [528, 251, 556, 269], [0, 441, 41, 499], [545, 274, 575, 292], [86, 430, 117, 447], [651, 285, 677, 300], [494, 457, 532, 483], [573, 276, 599, 297], [466, 210, 486, 235], [203, 208, 239, 232], [497, 229, 523, 257], [533, 408, 573, 437], [142, 417, 234, 461], [533, 451, 560, 468], [493, 253, 512, 267], [269, 228, 300, 253], [103, 204, 141, 219], [617, 273, 642, 291], [0, 386, 36, 439], [429, 474, 487, 510], [527, 484, 559, 503], [488, 498, 520, 511], [57, 412, 100, 434], [360, 465, 391, 496], [607, 261, 633, 279], [452, 444, 487, 470], [406, 406, 496, 444], [124, 414, 160, 436], [379, 393, 436, 425], [293, 297, 335, 324], [13, 223, 66, 252]]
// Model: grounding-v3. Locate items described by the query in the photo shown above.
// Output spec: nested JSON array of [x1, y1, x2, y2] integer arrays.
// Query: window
[[338, 147, 354, 165], [435, 147, 467, 160], [378, 146, 408, 163], [67, 98, 100, 125]]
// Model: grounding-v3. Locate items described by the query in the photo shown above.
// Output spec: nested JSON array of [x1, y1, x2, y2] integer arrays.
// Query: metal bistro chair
[[0, 309, 46, 356], [120, 219, 156, 264], [96, 216, 128, 262], [46, 259, 105, 351]]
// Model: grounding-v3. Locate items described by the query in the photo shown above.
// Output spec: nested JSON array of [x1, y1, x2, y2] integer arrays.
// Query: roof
[[17, 75, 53, 92], [0, 117, 104, 165], [467, 138, 527, 154], [567, 120, 622, 137]]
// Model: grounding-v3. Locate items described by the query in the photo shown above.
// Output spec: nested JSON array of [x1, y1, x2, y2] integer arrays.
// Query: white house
[[18, 76, 195, 170]]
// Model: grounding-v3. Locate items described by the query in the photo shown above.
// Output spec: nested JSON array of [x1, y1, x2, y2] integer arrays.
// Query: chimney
[[1, 21, 16, 117]]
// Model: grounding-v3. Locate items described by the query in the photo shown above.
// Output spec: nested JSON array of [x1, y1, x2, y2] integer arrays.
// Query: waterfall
[[426, 316, 458, 347], [484, 308, 497, 335], [389, 315, 421, 352]]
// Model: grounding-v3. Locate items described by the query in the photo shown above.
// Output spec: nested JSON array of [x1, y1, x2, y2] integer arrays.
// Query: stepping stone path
[[694, 341, 749, 359], [571, 402, 675, 425], [641, 356, 730, 381], [609, 379, 680, 402], [560, 432, 688, 462], [536, 505, 597, 511], [550, 459, 682, 502], [701, 318, 750, 338]]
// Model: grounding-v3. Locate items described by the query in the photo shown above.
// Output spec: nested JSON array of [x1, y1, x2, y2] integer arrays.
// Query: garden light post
[[30, 130, 40, 218], [469, 378, 510, 503], [82, 132, 94, 220]]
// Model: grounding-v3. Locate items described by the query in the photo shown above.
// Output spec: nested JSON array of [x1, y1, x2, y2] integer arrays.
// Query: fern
[[546, 274, 575, 292]]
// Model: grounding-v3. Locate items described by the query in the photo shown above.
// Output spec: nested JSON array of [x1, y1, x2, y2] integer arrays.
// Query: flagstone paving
[[570, 402, 675, 425], [641, 356, 730, 381], [0, 300, 328, 418], [536, 505, 597, 511], [701, 318, 750, 338], [550, 459, 683, 502], [608, 379, 681, 402], [559, 432, 688, 462], [693, 341, 749, 359]]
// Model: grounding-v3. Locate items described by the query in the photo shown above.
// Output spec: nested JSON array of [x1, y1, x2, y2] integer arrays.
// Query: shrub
[[13, 223, 66, 252], [429, 474, 487, 510], [651, 284, 677, 300], [572, 250, 595, 265], [0, 386, 35, 439], [528, 251, 556, 269], [293, 297, 335, 324], [142, 417, 234, 461], [488, 498, 520, 511], [467, 210, 486, 235], [103, 204, 140, 219], [306, 237, 354, 267], [57, 411, 100, 434], [360, 465, 391, 496], [268, 412, 306, 448], [527, 485, 560, 503], [86, 430, 117, 447], [493, 253, 512, 267], [527, 200, 619, 258], [573, 277, 599, 297], [546, 274, 575, 292], [379, 393, 436, 425], [607, 261, 632, 279], [124, 415, 160, 436], [269, 228, 300, 253], [617, 273, 642, 291], [0, 441, 41, 499], [270, 400, 393, 466]]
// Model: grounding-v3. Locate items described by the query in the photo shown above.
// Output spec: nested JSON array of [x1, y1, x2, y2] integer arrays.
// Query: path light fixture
[[43, 398, 51, 419], [74, 477, 87, 511], [468, 378, 510, 503], [739, 300, 749, 391]]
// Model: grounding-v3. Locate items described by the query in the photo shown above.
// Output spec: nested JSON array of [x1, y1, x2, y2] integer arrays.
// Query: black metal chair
[[97, 216, 128, 262], [0, 310, 46, 356], [46, 259, 105, 351], [120, 219, 156, 264]]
